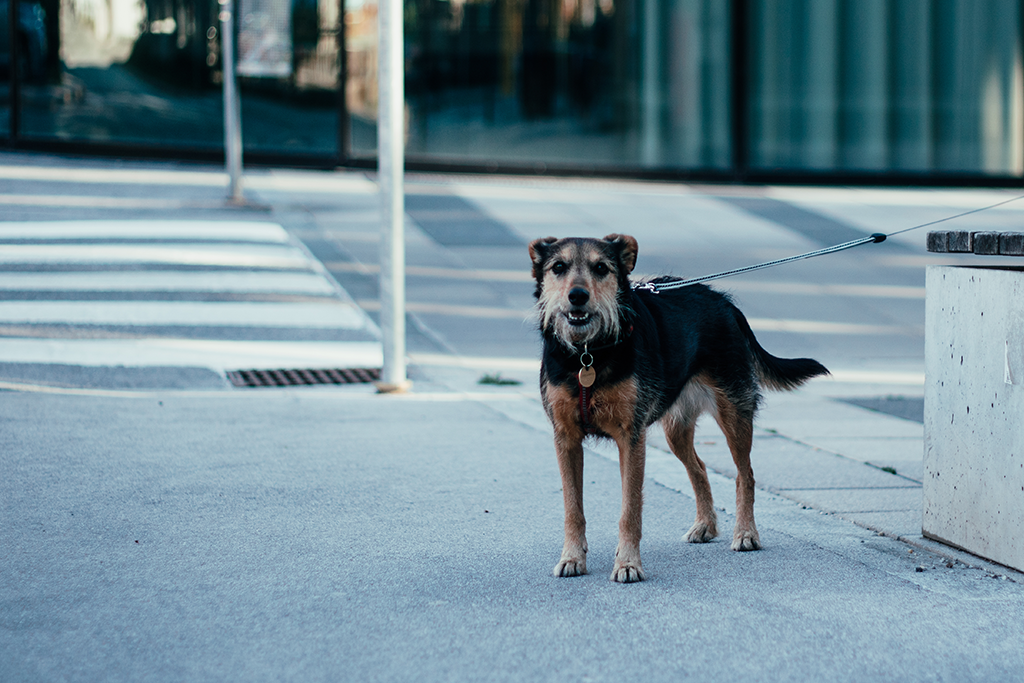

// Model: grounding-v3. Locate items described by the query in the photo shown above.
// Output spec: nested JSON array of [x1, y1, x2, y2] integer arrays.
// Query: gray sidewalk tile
[[864, 459, 925, 483], [843, 510, 925, 539], [779, 487, 923, 515], [808, 436, 923, 464]]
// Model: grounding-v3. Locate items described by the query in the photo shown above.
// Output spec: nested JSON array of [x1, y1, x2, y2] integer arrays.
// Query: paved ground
[[2, 152, 1024, 681]]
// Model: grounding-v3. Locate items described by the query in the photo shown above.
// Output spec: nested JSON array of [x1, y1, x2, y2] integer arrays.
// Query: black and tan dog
[[529, 234, 828, 583]]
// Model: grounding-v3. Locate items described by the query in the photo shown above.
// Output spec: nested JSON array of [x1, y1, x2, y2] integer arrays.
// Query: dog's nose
[[568, 288, 590, 306]]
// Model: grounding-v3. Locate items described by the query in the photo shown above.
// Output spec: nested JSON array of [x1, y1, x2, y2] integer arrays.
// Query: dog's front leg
[[612, 432, 646, 583], [553, 432, 588, 577]]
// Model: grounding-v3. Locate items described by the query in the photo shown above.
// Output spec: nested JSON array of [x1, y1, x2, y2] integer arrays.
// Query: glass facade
[[346, 0, 732, 170], [5, 0, 341, 155], [749, 0, 1024, 175], [3, 0, 1024, 179]]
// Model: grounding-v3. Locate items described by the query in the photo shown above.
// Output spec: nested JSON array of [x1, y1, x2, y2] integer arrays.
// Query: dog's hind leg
[[661, 415, 719, 543], [714, 396, 761, 551]]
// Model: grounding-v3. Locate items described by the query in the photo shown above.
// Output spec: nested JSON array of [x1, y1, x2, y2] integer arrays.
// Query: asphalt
[[2, 154, 1024, 682]]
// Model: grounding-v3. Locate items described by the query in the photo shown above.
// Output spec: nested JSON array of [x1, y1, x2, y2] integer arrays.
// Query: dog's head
[[528, 234, 638, 350]]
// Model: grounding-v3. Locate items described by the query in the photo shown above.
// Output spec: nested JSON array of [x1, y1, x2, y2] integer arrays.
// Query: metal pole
[[376, 0, 409, 392], [220, 0, 244, 203]]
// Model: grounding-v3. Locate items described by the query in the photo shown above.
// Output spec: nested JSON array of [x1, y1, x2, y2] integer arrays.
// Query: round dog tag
[[578, 366, 596, 388]]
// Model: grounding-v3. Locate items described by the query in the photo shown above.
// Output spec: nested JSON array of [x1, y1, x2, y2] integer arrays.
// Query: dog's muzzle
[[566, 288, 591, 326]]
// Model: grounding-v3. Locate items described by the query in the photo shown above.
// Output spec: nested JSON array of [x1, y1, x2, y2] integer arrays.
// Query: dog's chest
[[542, 375, 640, 440]]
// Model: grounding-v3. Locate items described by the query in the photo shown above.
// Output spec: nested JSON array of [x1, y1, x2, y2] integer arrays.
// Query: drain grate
[[227, 367, 381, 388]]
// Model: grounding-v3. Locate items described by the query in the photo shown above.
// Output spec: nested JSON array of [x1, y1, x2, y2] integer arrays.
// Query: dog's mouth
[[565, 310, 592, 327]]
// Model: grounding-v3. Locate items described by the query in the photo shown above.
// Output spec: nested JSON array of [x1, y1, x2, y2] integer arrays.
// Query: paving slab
[[778, 487, 922, 515], [758, 398, 924, 438], [844, 510, 925, 539], [672, 433, 918, 491], [807, 436, 923, 464]]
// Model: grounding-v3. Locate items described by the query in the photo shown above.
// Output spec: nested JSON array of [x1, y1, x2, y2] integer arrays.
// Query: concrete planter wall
[[924, 266, 1024, 571]]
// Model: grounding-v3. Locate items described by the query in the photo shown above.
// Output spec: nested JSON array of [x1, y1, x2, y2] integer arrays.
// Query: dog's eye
[[551, 261, 568, 275], [593, 262, 610, 276]]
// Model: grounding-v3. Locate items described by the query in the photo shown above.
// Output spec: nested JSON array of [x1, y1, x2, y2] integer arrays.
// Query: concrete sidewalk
[[3, 381, 1024, 683], [3, 152, 1024, 680]]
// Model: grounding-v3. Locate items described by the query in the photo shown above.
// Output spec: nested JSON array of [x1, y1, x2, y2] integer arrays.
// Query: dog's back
[[621, 279, 828, 426]]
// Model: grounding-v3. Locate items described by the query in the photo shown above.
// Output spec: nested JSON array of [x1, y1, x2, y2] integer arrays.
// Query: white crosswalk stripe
[[0, 271, 337, 294], [0, 243, 312, 268], [0, 301, 371, 328], [0, 220, 294, 242], [0, 221, 382, 375], [0, 338, 384, 372]]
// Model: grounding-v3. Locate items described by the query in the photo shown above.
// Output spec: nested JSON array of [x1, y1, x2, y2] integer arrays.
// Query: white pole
[[220, 0, 244, 203], [376, 0, 409, 392]]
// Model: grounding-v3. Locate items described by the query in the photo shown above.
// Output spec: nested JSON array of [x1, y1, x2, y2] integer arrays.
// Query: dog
[[529, 234, 828, 583]]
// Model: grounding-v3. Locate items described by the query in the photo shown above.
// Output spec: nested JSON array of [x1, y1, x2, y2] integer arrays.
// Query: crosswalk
[[0, 220, 382, 383]]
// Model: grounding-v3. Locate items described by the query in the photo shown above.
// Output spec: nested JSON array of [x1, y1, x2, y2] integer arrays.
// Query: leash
[[631, 192, 1024, 293]]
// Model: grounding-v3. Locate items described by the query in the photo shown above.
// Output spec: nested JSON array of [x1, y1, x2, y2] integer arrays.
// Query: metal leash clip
[[578, 343, 596, 388], [630, 281, 660, 294]]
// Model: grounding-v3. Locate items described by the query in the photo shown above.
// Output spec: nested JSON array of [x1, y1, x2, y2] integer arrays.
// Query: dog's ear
[[603, 234, 638, 274], [528, 237, 558, 280]]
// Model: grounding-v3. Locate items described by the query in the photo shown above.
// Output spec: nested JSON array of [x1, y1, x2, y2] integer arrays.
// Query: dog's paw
[[553, 557, 587, 578], [610, 545, 645, 583], [731, 529, 761, 551], [610, 561, 645, 583], [684, 519, 718, 543]]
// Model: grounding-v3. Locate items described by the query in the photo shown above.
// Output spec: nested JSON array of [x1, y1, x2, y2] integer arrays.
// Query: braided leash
[[632, 233, 886, 293], [632, 191, 1024, 293]]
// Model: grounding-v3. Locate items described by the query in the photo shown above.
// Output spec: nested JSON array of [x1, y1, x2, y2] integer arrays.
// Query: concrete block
[[972, 232, 1000, 255], [947, 231, 973, 253], [926, 231, 948, 253], [1000, 232, 1024, 256], [924, 266, 1024, 572]]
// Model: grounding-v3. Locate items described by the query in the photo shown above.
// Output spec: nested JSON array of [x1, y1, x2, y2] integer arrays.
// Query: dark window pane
[[3, 0, 59, 138], [346, 0, 732, 171], [749, 0, 1024, 176], [18, 0, 340, 157]]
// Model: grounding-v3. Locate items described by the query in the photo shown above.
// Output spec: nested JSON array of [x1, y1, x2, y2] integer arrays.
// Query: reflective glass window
[[0, 1, 10, 137], [345, 0, 733, 171], [749, 0, 1024, 176], [236, 0, 342, 155], [9, 0, 1024, 178], [15, 0, 340, 157], [19, 0, 221, 146], [3, 0, 60, 138]]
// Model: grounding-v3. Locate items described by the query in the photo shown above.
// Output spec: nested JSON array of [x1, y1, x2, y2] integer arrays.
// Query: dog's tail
[[734, 310, 830, 391]]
